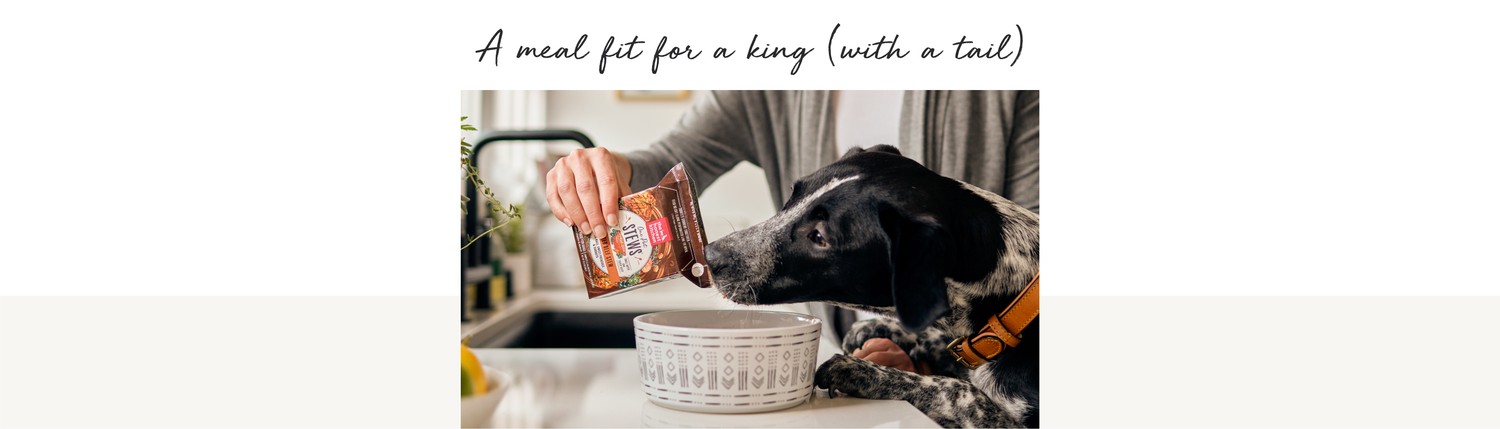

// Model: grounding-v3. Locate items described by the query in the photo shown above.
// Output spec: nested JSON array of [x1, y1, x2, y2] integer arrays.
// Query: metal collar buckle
[[947, 337, 982, 370]]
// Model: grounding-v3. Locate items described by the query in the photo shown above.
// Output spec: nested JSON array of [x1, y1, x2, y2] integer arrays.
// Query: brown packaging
[[572, 163, 713, 299]]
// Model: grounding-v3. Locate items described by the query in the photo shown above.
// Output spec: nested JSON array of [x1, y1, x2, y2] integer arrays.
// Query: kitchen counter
[[472, 348, 940, 428]]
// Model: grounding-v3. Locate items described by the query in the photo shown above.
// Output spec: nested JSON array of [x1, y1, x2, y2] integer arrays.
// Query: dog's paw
[[842, 317, 918, 354], [815, 354, 908, 400]]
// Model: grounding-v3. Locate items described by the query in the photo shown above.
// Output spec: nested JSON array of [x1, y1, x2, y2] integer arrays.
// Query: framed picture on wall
[[614, 90, 691, 101]]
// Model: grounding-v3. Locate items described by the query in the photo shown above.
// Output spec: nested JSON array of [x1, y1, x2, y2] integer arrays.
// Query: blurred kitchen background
[[458, 90, 791, 349]]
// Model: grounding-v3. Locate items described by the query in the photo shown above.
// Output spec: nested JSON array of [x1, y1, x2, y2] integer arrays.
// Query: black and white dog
[[705, 145, 1040, 428]]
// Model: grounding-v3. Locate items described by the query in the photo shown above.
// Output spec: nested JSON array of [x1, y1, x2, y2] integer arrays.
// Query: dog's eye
[[808, 229, 828, 248]]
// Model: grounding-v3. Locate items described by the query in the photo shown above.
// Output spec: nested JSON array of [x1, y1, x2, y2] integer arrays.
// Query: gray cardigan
[[623, 90, 1040, 215]]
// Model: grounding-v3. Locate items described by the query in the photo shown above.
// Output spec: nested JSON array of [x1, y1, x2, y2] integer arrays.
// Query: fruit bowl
[[460, 366, 510, 428]]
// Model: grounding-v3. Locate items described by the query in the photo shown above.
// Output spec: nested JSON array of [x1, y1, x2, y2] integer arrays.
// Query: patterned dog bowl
[[634, 310, 822, 414]]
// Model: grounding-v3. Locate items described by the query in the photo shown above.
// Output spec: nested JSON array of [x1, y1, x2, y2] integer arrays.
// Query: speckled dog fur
[[706, 145, 1040, 428]]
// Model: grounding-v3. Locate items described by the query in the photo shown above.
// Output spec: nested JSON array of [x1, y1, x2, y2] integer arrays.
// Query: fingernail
[[594, 225, 607, 237], [607, 214, 618, 226], [579, 222, 590, 235], [564, 218, 573, 227]]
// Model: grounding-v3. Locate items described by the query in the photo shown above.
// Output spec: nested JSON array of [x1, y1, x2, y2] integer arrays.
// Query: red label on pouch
[[646, 218, 673, 245]]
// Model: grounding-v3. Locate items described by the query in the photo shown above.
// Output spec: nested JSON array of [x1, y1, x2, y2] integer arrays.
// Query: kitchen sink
[[478, 311, 646, 348]]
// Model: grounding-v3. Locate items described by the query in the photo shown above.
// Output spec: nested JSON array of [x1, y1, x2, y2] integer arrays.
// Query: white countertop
[[472, 348, 940, 428]]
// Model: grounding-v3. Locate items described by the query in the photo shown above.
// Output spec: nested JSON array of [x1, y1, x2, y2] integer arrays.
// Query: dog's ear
[[879, 205, 952, 332], [840, 145, 902, 161], [864, 144, 902, 156]]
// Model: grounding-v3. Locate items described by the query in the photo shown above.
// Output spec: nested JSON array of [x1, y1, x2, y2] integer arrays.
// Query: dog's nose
[[705, 243, 723, 266]]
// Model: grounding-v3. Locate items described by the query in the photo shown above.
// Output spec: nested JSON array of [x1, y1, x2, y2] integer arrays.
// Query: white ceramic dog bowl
[[460, 366, 510, 428], [634, 310, 822, 414]]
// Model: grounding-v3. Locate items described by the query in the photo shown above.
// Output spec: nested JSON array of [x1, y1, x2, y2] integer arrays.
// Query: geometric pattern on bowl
[[634, 310, 822, 414]]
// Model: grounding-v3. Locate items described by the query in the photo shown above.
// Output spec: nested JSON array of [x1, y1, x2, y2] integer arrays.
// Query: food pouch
[[573, 163, 713, 298]]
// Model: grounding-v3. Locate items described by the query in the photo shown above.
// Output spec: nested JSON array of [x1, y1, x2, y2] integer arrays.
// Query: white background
[[3, 1, 1500, 427]]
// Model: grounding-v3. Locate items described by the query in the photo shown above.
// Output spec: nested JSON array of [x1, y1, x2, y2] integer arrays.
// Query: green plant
[[461, 116, 520, 250], [495, 202, 526, 254]]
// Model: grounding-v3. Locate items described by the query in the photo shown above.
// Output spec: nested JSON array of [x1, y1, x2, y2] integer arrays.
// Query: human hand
[[544, 147, 633, 238], [850, 338, 916, 373]]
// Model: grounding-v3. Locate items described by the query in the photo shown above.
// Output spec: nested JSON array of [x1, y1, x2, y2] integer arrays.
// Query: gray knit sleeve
[[1004, 90, 1040, 215], [622, 91, 760, 197]]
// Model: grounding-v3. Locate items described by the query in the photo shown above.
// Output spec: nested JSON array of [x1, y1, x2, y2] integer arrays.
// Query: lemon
[[461, 344, 487, 397]]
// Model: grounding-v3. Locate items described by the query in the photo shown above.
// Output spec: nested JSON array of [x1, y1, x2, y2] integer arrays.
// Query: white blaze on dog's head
[[768, 175, 861, 229]]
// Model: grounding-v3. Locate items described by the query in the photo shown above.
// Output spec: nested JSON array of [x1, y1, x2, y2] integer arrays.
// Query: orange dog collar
[[947, 272, 1039, 369]]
